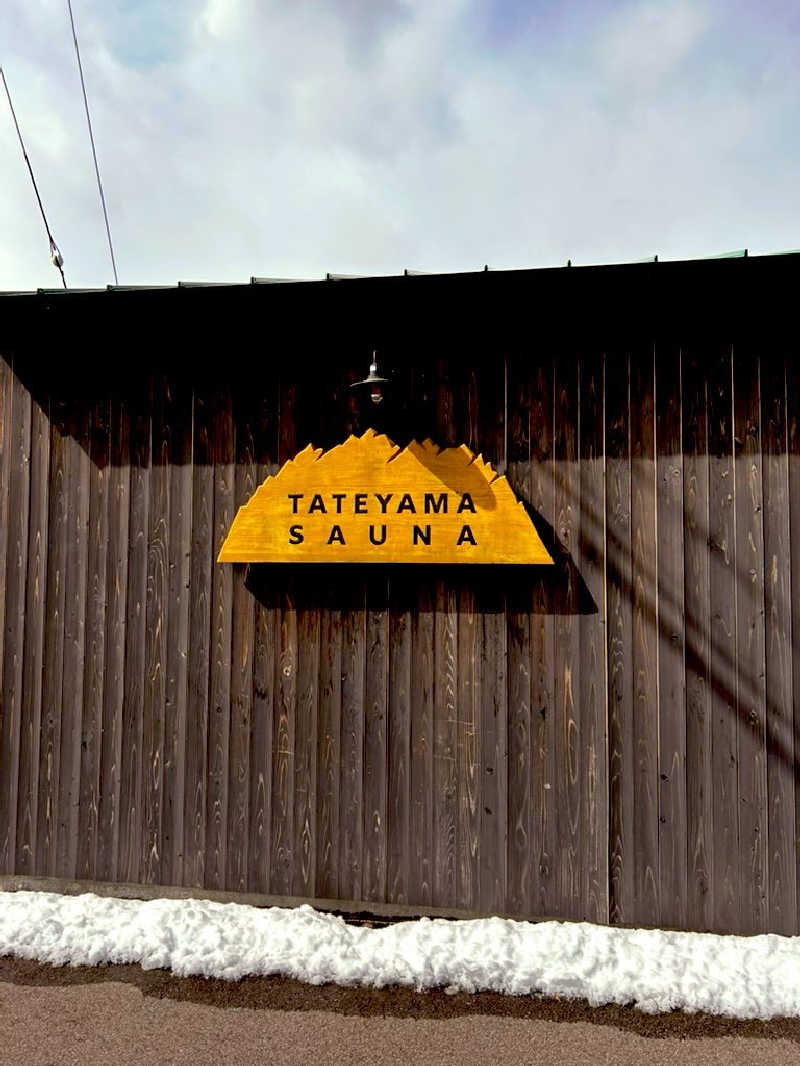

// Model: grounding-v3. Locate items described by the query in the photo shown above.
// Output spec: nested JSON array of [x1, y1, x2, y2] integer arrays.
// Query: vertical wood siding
[[0, 344, 798, 935]]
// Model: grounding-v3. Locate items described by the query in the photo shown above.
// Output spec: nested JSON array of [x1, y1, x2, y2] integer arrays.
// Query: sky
[[1, 0, 799, 290]]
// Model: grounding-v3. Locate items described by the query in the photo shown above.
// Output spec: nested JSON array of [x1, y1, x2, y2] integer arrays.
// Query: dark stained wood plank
[[316, 583, 342, 899], [430, 358, 458, 910], [630, 346, 659, 925], [787, 355, 800, 934], [339, 579, 365, 900], [409, 576, 434, 907], [141, 377, 171, 884], [269, 381, 298, 896], [606, 349, 634, 924], [529, 356, 557, 918], [387, 579, 411, 904], [183, 386, 213, 888], [762, 352, 796, 934], [553, 349, 581, 918], [682, 347, 713, 931], [455, 354, 501, 910], [456, 580, 480, 910], [0, 359, 12, 759], [578, 352, 608, 924], [733, 348, 767, 934], [118, 382, 151, 884], [433, 578, 458, 908], [452, 365, 501, 931], [206, 385, 234, 889], [161, 383, 192, 888], [293, 580, 320, 898], [56, 401, 90, 880], [363, 574, 389, 903], [708, 345, 739, 934], [226, 395, 256, 894], [0, 370, 31, 872], [478, 578, 507, 914], [97, 396, 130, 882], [248, 388, 279, 895], [249, 582, 276, 894], [656, 345, 687, 930], [16, 391, 50, 874], [78, 399, 110, 880], [37, 399, 68, 876], [270, 577, 297, 895], [504, 354, 534, 917]]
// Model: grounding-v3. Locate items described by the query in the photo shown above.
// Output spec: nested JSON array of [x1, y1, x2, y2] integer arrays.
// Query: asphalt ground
[[1, 955, 799, 1065]]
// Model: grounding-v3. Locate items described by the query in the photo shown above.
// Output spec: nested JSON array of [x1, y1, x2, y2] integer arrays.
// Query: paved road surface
[[1, 957, 799, 1065]]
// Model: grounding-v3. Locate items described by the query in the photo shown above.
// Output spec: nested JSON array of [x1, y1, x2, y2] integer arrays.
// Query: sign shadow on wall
[[243, 498, 597, 616]]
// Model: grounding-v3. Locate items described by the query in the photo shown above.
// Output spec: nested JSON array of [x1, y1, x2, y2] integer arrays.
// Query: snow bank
[[1, 889, 798, 1020]]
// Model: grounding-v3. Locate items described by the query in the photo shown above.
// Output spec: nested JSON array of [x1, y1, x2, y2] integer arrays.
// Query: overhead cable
[[66, 0, 119, 284], [1, 66, 67, 288]]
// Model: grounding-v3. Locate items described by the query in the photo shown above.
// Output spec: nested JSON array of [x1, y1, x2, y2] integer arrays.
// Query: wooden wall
[[0, 326, 798, 935]]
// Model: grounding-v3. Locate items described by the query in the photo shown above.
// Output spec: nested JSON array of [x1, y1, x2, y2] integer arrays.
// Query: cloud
[[596, 1, 711, 87], [1, 0, 799, 290]]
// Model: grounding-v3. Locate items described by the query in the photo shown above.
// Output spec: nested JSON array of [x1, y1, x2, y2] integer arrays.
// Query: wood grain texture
[[528, 357, 557, 918], [142, 378, 170, 884], [733, 349, 767, 934], [505, 354, 534, 917], [762, 352, 795, 934], [2, 343, 800, 934], [682, 348, 713, 931], [578, 353, 608, 924], [56, 402, 89, 880], [270, 577, 297, 896], [37, 399, 68, 876], [162, 384, 192, 888], [249, 580, 276, 895], [479, 579, 507, 914], [787, 356, 800, 934], [316, 582, 342, 899], [0, 368, 30, 872], [339, 579, 365, 900], [630, 347, 659, 925], [226, 390, 256, 894], [206, 386, 234, 889], [183, 386, 212, 888], [16, 391, 50, 875], [656, 345, 687, 930], [432, 580, 458, 908], [118, 383, 151, 884], [456, 580, 480, 910], [293, 578, 320, 898], [606, 350, 634, 924], [0, 361, 12, 839], [78, 400, 110, 881], [708, 345, 739, 934], [409, 576, 434, 907], [387, 579, 411, 904], [248, 387, 279, 894], [269, 383, 298, 896], [363, 574, 389, 903], [554, 350, 581, 917], [97, 397, 130, 882]]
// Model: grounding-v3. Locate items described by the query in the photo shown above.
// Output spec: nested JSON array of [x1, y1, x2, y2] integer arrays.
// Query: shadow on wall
[[243, 497, 597, 618]]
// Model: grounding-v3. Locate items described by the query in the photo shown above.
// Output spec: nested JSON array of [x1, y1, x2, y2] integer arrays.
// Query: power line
[[66, 0, 118, 285], [1, 66, 67, 288]]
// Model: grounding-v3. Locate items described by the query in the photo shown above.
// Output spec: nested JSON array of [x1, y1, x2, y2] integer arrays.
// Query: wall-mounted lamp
[[351, 352, 389, 405]]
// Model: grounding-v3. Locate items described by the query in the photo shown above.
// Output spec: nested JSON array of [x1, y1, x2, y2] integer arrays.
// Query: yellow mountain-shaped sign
[[218, 430, 553, 565]]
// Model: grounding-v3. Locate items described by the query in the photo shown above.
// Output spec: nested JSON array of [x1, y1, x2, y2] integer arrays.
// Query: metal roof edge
[[2, 248, 799, 299]]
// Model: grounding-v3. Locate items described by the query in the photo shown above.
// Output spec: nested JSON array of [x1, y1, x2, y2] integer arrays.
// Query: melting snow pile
[[1, 889, 799, 1020]]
